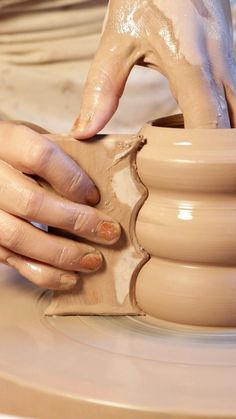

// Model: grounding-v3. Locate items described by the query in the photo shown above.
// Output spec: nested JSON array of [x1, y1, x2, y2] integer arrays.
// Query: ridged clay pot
[[136, 114, 236, 327]]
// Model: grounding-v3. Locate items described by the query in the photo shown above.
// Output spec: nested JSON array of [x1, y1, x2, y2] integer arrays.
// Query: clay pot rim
[[146, 113, 236, 132]]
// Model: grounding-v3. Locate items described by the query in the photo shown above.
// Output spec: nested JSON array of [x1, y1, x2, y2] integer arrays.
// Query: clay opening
[[152, 113, 184, 128]]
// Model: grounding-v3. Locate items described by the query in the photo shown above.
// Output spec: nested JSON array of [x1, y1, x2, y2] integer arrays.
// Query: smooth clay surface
[[1, 265, 236, 418], [136, 114, 236, 327], [46, 114, 236, 326]]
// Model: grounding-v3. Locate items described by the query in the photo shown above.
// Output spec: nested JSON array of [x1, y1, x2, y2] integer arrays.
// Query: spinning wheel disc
[[0, 266, 236, 418]]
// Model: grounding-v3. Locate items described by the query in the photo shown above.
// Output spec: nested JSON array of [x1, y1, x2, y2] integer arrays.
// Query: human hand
[[0, 122, 120, 290], [71, 0, 236, 135]]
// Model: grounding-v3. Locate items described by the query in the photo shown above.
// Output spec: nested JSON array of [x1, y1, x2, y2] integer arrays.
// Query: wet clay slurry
[[44, 114, 236, 326], [136, 114, 236, 326], [74, 0, 235, 139], [2, 118, 236, 417], [45, 133, 148, 315], [1, 265, 236, 418]]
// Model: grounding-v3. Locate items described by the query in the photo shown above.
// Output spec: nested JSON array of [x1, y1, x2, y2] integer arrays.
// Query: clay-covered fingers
[[222, 63, 236, 127], [172, 65, 231, 129], [0, 121, 99, 204], [71, 35, 135, 138], [0, 246, 80, 290], [224, 84, 236, 128], [0, 160, 120, 244], [175, 57, 236, 129], [70, 0, 236, 132], [0, 210, 103, 274]]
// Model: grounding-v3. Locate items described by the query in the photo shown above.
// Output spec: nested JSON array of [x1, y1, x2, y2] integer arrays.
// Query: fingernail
[[60, 274, 78, 290], [6, 256, 18, 268], [96, 221, 121, 242], [85, 185, 100, 205], [74, 119, 89, 133], [71, 113, 93, 136], [79, 250, 103, 271]]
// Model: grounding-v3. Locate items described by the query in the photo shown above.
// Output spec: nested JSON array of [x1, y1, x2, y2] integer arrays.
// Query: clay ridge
[[135, 114, 236, 327], [126, 135, 150, 308], [45, 133, 150, 315]]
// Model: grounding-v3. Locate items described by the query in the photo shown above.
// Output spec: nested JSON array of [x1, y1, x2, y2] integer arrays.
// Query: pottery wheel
[[0, 266, 236, 418]]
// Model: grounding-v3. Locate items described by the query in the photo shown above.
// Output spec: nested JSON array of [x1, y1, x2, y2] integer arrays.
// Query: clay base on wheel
[[1, 266, 236, 418]]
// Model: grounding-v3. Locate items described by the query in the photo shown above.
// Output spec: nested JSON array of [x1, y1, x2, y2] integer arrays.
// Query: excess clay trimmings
[[45, 133, 148, 315], [29, 115, 236, 327]]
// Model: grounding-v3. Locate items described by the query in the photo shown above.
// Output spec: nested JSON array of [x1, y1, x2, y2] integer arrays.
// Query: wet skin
[[0, 122, 120, 289], [72, 0, 236, 137], [1, 0, 236, 289]]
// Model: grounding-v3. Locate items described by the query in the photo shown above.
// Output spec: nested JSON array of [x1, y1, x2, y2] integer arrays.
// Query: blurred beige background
[[0, 0, 235, 134]]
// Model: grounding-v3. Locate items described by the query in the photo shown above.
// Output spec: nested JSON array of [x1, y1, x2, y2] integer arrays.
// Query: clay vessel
[[136, 114, 236, 327], [28, 116, 236, 327]]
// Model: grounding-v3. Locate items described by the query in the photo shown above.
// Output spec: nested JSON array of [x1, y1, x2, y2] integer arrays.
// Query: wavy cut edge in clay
[[44, 133, 149, 316]]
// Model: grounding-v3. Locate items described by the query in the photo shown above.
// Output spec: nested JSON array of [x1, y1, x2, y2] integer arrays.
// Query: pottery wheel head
[[0, 266, 236, 418]]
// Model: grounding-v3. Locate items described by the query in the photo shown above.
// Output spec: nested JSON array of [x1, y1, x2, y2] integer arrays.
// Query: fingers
[[0, 210, 104, 272], [0, 160, 120, 244], [0, 246, 80, 290], [172, 64, 231, 128], [224, 84, 236, 128], [71, 35, 136, 139], [0, 121, 99, 205], [223, 60, 236, 127]]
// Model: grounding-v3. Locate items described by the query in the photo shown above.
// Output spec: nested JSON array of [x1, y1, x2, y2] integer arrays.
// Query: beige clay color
[[1, 266, 236, 418], [45, 132, 148, 315], [1, 116, 236, 417], [136, 114, 236, 326], [0, 120, 125, 291], [46, 114, 236, 328], [74, 0, 236, 139]]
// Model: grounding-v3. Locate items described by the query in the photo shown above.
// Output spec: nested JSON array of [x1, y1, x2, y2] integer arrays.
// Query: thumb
[[71, 35, 134, 139]]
